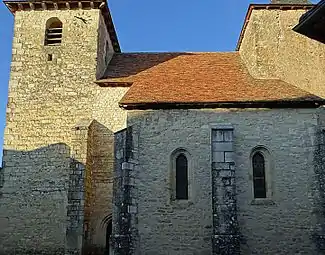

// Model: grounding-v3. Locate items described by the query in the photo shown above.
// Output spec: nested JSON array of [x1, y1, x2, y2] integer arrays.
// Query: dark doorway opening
[[105, 220, 112, 255]]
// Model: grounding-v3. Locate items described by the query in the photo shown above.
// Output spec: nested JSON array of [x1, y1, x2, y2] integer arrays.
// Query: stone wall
[[86, 121, 114, 253], [313, 110, 325, 252], [211, 126, 240, 255], [239, 9, 325, 98], [127, 108, 320, 255], [96, 12, 114, 79], [113, 126, 139, 255], [0, 7, 127, 255], [67, 119, 92, 255]]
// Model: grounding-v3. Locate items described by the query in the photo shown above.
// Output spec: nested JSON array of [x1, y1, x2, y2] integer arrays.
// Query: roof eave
[[293, 0, 325, 43], [94, 80, 133, 87], [119, 100, 325, 110]]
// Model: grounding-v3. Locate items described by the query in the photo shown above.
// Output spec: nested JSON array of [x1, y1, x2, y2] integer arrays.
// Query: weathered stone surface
[[127, 108, 321, 255], [2, 2, 325, 255], [113, 127, 139, 255], [1, 7, 127, 255], [239, 8, 325, 99]]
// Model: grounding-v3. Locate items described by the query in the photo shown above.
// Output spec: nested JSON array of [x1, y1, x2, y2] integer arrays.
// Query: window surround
[[169, 148, 193, 207], [44, 17, 63, 46], [249, 146, 274, 205]]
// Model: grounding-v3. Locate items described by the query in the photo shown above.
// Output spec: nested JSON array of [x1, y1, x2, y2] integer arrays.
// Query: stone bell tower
[[238, 0, 325, 99], [0, 1, 121, 254]]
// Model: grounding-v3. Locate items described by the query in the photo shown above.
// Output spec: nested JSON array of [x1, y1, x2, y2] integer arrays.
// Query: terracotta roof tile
[[97, 52, 324, 109]]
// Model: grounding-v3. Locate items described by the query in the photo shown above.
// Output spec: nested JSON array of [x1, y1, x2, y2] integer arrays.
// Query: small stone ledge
[[170, 199, 194, 209], [210, 123, 234, 130], [250, 199, 276, 206]]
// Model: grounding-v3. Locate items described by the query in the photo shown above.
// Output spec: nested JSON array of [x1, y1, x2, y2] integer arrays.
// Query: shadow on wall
[[0, 143, 73, 255], [313, 128, 325, 252], [83, 120, 115, 255], [0, 119, 116, 255]]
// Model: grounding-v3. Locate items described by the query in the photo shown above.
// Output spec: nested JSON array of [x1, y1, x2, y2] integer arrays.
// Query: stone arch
[[250, 146, 273, 200], [46, 17, 62, 29], [169, 148, 193, 202], [92, 214, 112, 254], [44, 17, 63, 45]]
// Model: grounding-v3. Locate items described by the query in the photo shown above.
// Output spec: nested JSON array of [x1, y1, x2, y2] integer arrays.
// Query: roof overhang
[[236, 3, 314, 51], [119, 100, 325, 110], [3, 0, 121, 52], [94, 80, 133, 87], [293, 0, 325, 43]]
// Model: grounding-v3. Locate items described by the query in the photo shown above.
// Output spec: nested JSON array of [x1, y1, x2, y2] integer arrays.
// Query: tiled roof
[[96, 52, 324, 109]]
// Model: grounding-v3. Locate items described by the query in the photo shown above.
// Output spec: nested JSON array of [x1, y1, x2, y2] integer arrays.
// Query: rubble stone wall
[[0, 8, 127, 255], [127, 108, 319, 255]]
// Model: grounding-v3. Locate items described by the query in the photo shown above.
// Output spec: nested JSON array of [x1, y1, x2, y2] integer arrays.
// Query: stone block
[[218, 170, 234, 178], [212, 162, 230, 170], [122, 162, 134, 171], [224, 131, 233, 142], [224, 152, 234, 163], [213, 152, 225, 163], [128, 205, 137, 214], [222, 177, 232, 186], [212, 130, 224, 142], [212, 142, 233, 152]]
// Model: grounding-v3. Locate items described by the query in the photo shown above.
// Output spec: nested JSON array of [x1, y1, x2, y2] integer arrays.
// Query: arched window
[[175, 153, 188, 200], [252, 152, 266, 198], [45, 17, 63, 46]]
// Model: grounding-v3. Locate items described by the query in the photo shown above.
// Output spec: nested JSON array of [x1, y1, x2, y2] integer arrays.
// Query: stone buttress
[[211, 125, 240, 255]]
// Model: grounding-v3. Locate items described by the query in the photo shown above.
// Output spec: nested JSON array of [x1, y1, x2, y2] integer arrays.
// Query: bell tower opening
[[44, 17, 63, 46]]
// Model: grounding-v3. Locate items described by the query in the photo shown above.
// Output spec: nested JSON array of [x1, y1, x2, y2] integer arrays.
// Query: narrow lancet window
[[176, 153, 188, 200], [45, 18, 63, 46], [252, 152, 266, 198]]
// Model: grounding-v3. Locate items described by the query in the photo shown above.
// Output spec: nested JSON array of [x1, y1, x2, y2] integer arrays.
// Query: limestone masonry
[[1, 0, 325, 254]]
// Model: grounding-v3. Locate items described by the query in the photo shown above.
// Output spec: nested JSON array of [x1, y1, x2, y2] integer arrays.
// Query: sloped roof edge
[[236, 3, 314, 51], [293, 0, 325, 42]]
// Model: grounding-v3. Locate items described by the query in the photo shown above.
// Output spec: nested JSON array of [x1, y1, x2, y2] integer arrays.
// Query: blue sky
[[0, 0, 319, 164]]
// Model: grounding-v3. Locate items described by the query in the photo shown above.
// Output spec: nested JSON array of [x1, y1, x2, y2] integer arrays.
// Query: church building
[[1, 0, 325, 254]]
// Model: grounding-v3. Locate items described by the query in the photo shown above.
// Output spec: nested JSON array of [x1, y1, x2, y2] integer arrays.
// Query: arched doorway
[[105, 220, 112, 255]]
